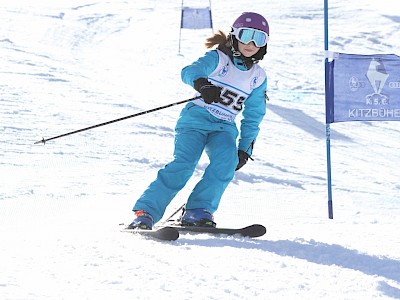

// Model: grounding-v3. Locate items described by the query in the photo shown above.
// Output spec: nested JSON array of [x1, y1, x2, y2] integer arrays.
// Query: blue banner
[[326, 53, 400, 123], [181, 7, 213, 30]]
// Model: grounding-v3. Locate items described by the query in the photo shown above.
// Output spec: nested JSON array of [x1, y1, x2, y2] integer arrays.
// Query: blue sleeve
[[181, 50, 220, 87], [238, 79, 267, 155]]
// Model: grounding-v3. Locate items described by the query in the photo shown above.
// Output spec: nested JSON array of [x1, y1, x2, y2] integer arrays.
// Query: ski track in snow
[[1, 0, 400, 299]]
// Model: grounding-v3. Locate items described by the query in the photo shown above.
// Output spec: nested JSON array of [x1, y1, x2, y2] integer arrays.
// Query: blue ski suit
[[133, 49, 267, 223]]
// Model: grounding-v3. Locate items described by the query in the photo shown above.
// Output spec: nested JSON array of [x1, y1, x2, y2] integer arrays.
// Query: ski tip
[[249, 224, 267, 237], [156, 226, 180, 241]]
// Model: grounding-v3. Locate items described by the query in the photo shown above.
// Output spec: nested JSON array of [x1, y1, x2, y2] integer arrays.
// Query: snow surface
[[1, 0, 400, 299]]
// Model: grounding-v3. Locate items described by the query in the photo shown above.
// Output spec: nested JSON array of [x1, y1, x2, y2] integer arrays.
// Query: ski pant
[[132, 127, 238, 223]]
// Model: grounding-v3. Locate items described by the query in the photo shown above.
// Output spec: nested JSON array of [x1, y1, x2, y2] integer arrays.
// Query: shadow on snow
[[175, 235, 400, 287]]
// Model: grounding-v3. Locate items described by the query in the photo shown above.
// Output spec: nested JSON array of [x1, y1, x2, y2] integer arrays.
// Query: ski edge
[[121, 226, 179, 241]]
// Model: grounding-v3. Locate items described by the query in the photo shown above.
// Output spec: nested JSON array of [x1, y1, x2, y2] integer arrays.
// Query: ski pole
[[161, 203, 186, 226], [34, 95, 201, 145]]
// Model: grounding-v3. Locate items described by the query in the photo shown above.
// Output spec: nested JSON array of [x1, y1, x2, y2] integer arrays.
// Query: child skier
[[129, 12, 269, 229]]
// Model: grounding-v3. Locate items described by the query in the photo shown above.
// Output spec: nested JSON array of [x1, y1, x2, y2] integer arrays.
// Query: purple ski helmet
[[232, 12, 269, 36], [229, 12, 269, 63]]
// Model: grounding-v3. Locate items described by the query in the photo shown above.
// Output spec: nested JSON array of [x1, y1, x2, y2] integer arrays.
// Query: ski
[[121, 223, 266, 240], [162, 224, 266, 238], [122, 226, 179, 241]]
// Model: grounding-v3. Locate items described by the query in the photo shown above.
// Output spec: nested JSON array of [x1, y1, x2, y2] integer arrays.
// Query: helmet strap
[[229, 34, 241, 57]]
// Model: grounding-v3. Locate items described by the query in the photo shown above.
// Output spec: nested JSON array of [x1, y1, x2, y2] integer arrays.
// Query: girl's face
[[238, 41, 260, 57]]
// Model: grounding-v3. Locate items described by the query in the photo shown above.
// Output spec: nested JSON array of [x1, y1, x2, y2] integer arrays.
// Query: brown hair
[[204, 30, 229, 49]]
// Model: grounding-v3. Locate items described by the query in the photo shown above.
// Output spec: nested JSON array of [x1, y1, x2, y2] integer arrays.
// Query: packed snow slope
[[1, 0, 399, 299]]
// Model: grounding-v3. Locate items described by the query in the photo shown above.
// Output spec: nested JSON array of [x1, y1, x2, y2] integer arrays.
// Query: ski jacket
[[180, 49, 267, 155]]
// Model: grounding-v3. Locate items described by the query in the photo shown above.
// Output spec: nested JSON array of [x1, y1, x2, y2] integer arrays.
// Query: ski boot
[[128, 210, 154, 230], [181, 208, 216, 227]]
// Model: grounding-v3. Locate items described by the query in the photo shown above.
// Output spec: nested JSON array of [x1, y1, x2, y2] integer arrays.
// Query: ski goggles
[[232, 27, 269, 47]]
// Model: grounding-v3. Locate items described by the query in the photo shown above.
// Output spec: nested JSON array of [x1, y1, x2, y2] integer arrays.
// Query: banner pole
[[324, 0, 334, 219], [178, 0, 184, 54]]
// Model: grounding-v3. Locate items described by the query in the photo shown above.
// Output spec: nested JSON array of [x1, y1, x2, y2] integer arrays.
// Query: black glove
[[194, 78, 222, 104], [235, 150, 250, 171]]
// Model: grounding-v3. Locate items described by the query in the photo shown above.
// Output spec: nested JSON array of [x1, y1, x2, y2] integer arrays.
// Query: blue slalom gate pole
[[324, 0, 334, 219]]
